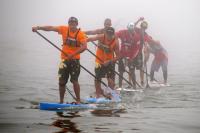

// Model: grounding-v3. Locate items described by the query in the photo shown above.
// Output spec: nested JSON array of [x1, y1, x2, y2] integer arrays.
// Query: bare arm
[[87, 34, 103, 42], [134, 17, 144, 28], [32, 26, 59, 32], [85, 29, 103, 35], [68, 42, 87, 59], [112, 39, 121, 63], [144, 43, 150, 63]]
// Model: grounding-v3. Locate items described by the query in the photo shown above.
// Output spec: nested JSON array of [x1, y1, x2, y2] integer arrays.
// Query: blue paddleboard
[[40, 102, 97, 110]]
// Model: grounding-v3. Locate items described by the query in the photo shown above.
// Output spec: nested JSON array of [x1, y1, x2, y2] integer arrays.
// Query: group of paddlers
[[32, 16, 168, 104]]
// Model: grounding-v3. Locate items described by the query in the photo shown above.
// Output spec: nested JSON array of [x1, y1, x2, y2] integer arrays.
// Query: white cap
[[127, 22, 134, 30]]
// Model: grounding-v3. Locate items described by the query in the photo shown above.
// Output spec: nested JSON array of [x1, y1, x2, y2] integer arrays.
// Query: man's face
[[104, 20, 112, 28], [68, 21, 78, 31]]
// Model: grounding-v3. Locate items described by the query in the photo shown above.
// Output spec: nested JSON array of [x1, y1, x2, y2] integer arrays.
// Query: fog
[[1, 0, 200, 73], [1, 1, 200, 132]]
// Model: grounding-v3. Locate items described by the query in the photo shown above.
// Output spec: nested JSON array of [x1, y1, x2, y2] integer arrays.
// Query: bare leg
[[150, 61, 155, 82], [128, 72, 133, 87], [95, 80, 103, 98], [130, 68, 136, 89], [150, 69, 154, 82], [59, 80, 66, 104], [118, 59, 124, 88], [162, 61, 168, 84], [163, 70, 168, 84], [140, 69, 144, 86], [119, 72, 123, 88], [126, 59, 132, 87], [72, 81, 80, 103], [108, 78, 115, 89]]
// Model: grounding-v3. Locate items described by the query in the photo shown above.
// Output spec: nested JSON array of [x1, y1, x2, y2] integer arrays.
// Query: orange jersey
[[95, 35, 117, 64], [58, 26, 87, 60]]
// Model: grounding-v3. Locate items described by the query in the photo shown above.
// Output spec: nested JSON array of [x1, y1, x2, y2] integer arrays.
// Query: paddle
[[144, 62, 150, 88], [89, 41, 143, 88], [35, 31, 119, 100], [65, 86, 77, 101], [140, 29, 150, 88]]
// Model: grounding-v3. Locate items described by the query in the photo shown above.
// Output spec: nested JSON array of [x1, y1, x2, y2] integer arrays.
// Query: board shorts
[[95, 63, 115, 81], [58, 59, 80, 83], [128, 52, 143, 70]]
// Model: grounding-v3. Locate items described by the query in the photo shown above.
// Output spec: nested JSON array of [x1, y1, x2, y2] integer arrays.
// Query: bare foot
[[76, 100, 81, 104]]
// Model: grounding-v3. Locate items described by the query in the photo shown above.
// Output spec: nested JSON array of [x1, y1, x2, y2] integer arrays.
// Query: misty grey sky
[[0, 0, 200, 60]]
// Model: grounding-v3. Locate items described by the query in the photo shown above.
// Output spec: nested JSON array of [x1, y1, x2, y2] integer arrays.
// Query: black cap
[[106, 27, 115, 35], [68, 17, 78, 25]]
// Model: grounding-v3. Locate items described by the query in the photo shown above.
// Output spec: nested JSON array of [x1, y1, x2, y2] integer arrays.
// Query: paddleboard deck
[[40, 101, 124, 112], [148, 82, 171, 88], [85, 97, 121, 103], [40, 102, 97, 111], [116, 88, 144, 92]]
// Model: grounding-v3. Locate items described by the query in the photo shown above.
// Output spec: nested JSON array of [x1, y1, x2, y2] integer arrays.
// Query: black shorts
[[95, 63, 115, 81], [128, 53, 143, 70], [58, 59, 80, 83]]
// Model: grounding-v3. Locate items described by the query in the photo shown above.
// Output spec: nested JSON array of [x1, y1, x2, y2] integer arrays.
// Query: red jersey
[[116, 29, 150, 59]]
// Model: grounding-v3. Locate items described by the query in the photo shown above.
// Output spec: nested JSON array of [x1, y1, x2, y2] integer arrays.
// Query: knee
[[59, 80, 66, 87], [71, 80, 79, 86]]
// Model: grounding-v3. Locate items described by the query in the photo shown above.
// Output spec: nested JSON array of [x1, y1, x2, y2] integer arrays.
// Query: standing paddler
[[32, 17, 87, 104], [87, 27, 121, 98]]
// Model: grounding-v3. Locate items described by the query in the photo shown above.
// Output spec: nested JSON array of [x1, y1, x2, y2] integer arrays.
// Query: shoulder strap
[[67, 27, 70, 38], [110, 37, 117, 49], [103, 34, 106, 43], [75, 28, 80, 39], [75, 28, 80, 46]]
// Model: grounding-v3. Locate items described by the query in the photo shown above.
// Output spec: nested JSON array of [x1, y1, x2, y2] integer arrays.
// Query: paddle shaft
[[65, 86, 77, 101], [140, 29, 151, 88]]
